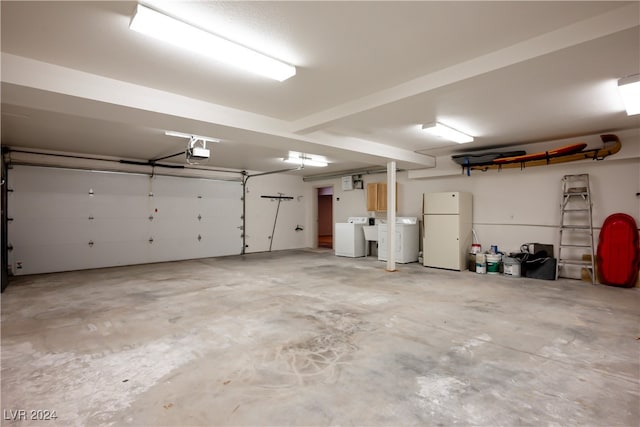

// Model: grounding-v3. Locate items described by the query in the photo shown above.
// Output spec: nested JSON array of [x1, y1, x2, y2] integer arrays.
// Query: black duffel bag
[[512, 251, 557, 280]]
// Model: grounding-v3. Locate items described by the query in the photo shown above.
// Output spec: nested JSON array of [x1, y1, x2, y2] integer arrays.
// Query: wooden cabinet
[[367, 182, 395, 211], [367, 183, 380, 211]]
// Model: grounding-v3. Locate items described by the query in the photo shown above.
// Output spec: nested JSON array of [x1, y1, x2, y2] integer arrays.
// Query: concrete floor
[[1, 249, 639, 426]]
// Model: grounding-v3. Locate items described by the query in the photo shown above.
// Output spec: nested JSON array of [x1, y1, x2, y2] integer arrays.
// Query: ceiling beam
[[1, 53, 435, 168]]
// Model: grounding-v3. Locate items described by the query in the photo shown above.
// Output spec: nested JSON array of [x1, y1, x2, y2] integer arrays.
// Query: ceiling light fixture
[[130, 4, 296, 82], [618, 74, 640, 116], [422, 122, 474, 144], [283, 153, 328, 168], [165, 130, 220, 164]]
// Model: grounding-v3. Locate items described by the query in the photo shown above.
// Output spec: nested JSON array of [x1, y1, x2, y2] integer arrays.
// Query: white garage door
[[8, 165, 243, 275]]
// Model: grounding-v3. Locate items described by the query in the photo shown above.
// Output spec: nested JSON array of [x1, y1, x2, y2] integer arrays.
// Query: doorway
[[317, 186, 333, 248]]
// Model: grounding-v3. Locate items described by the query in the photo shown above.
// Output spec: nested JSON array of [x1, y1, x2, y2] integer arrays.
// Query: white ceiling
[[1, 1, 639, 177]]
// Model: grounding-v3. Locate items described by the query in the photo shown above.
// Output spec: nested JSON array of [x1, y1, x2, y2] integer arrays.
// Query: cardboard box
[[525, 243, 554, 258]]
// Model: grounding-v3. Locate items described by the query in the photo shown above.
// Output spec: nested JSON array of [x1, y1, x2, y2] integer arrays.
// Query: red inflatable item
[[597, 213, 640, 287]]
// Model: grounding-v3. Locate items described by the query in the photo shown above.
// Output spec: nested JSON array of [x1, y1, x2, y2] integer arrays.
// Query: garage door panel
[[199, 231, 242, 256], [148, 237, 201, 263], [90, 195, 149, 218], [90, 218, 150, 242], [10, 166, 91, 194], [8, 166, 243, 275], [90, 172, 150, 196], [10, 218, 90, 246], [9, 193, 89, 220], [10, 242, 91, 275], [88, 240, 150, 268]]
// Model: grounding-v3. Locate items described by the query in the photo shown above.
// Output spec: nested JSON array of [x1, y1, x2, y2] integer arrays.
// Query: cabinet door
[[367, 183, 378, 211], [377, 184, 387, 211], [367, 183, 397, 212]]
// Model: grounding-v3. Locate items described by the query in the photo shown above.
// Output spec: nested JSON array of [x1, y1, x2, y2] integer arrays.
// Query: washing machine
[[335, 217, 368, 257], [378, 217, 419, 263]]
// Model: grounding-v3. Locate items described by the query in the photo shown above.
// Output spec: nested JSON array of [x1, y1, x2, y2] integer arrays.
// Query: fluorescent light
[[284, 158, 328, 167], [618, 74, 640, 115], [283, 153, 328, 167], [422, 122, 474, 144], [130, 4, 296, 82]]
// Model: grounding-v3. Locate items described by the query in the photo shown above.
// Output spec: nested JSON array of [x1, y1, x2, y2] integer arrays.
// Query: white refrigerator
[[423, 192, 472, 271]]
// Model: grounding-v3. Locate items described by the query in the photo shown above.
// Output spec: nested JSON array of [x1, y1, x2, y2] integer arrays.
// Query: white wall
[[304, 131, 640, 272], [402, 156, 640, 252], [244, 172, 309, 253]]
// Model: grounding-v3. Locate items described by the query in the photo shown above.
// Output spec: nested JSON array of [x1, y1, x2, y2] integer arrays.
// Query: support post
[[386, 161, 396, 272]]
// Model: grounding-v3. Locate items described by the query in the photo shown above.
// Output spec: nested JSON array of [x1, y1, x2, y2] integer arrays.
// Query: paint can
[[503, 257, 521, 277], [470, 244, 482, 254], [490, 245, 498, 254], [486, 253, 502, 274], [476, 253, 486, 274]]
